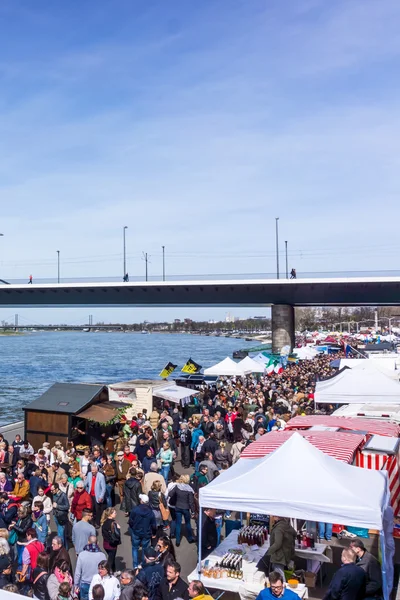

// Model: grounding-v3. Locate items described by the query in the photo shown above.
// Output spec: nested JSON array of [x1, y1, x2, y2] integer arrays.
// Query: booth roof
[[238, 356, 266, 373], [286, 415, 400, 437], [199, 433, 388, 530], [78, 401, 130, 422], [154, 385, 198, 403], [203, 356, 251, 377], [315, 367, 400, 405], [241, 430, 365, 463], [24, 383, 106, 414]]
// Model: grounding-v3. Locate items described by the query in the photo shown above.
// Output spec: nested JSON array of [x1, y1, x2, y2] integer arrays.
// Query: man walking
[[72, 508, 96, 554], [74, 534, 107, 600], [323, 548, 366, 600], [136, 547, 164, 600], [84, 463, 106, 528], [128, 493, 157, 568], [155, 561, 188, 600], [115, 450, 131, 507], [350, 539, 383, 599], [51, 482, 69, 546]]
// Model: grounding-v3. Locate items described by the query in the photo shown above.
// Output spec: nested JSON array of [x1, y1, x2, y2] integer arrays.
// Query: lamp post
[[162, 245, 165, 281], [57, 250, 60, 283], [285, 241, 288, 279], [123, 226, 128, 280], [275, 218, 279, 279]]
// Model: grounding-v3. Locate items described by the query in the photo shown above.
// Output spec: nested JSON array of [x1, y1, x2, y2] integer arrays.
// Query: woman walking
[[101, 508, 121, 572], [89, 560, 120, 600], [148, 481, 168, 530], [32, 551, 50, 600], [157, 442, 173, 483], [169, 474, 195, 547]]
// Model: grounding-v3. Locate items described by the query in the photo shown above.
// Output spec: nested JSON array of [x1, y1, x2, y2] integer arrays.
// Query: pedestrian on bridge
[[28, 275, 33, 284]]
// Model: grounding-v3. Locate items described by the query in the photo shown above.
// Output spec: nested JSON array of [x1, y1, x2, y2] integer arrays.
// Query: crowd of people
[[0, 353, 382, 600]]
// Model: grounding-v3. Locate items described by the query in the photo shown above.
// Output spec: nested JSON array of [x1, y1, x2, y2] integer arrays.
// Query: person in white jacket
[[89, 560, 120, 600], [32, 486, 53, 522]]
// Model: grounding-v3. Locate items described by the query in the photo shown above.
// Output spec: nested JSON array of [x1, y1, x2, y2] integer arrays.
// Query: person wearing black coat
[[179, 425, 191, 469], [124, 471, 143, 514], [201, 508, 218, 559], [0, 554, 12, 589], [101, 508, 121, 571], [0, 493, 18, 528], [169, 478, 195, 547], [202, 434, 219, 457], [323, 549, 366, 600]]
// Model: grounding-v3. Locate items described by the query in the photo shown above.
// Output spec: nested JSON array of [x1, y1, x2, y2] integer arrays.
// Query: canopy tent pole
[[197, 508, 203, 573]]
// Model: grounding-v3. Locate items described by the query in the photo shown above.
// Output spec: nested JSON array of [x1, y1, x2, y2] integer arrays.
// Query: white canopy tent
[[293, 346, 318, 360], [199, 434, 394, 599], [337, 359, 399, 379], [315, 368, 400, 405], [154, 385, 198, 404], [238, 356, 266, 373], [203, 357, 251, 377], [252, 353, 269, 365]]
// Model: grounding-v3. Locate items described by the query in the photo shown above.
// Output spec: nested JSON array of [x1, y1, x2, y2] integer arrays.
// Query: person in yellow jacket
[[13, 473, 30, 501], [188, 580, 214, 600]]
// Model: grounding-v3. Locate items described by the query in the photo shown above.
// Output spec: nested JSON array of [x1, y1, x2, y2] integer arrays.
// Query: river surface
[[0, 331, 257, 425]]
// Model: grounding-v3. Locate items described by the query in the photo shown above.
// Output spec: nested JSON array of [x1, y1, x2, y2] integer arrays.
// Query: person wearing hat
[[136, 546, 164, 600], [115, 451, 131, 508], [128, 494, 157, 568]]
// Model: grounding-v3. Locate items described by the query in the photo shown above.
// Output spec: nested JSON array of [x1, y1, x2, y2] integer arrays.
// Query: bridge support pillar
[[272, 304, 295, 354]]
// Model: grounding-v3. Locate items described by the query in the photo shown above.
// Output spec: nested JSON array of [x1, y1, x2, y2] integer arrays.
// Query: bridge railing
[[1, 270, 400, 284]]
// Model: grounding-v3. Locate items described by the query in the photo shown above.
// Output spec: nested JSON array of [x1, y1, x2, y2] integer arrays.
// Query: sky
[[0, 0, 399, 323]]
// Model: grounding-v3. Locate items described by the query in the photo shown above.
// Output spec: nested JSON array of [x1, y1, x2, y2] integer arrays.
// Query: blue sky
[[0, 0, 399, 322]]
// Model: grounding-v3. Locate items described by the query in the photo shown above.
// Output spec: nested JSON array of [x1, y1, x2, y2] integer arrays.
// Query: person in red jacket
[[71, 482, 92, 521], [224, 406, 238, 442], [123, 445, 137, 463], [19, 528, 44, 581]]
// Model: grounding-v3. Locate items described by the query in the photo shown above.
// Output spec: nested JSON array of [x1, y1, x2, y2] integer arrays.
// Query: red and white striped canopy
[[285, 415, 400, 438], [241, 430, 365, 463]]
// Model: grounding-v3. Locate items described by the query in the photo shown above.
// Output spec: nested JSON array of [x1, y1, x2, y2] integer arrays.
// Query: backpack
[[190, 473, 200, 494]]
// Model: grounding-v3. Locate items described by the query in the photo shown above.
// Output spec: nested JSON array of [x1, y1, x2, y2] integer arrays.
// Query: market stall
[[204, 357, 251, 377], [240, 430, 365, 464], [198, 434, 394, 600], [314, 367, 400, 405], [187, 530, 309, 599], [238, 356, 266, 374]]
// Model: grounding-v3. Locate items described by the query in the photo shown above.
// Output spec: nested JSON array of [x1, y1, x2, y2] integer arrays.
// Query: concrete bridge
[[1, 276, 399, 352]]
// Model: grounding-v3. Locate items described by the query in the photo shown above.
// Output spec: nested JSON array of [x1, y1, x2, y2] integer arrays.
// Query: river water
[[0, 331, 256, 425]]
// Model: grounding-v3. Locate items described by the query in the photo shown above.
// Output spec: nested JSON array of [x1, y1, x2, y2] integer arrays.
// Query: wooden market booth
[[23, 382, 128, 449]]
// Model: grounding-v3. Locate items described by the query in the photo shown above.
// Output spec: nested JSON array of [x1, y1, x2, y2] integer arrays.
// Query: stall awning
[[286, 415, 400, 437], [78, 401, 130, 422], [241, 430, 365, 463], [155, 385, 198, 404]]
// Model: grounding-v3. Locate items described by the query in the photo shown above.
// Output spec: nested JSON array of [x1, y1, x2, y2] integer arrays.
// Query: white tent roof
[[338, 359, 399, 378], [154, 385, 198, 403], [203, 357, 251, 377], [238, 356, 266, 373], [293, 346, 318, 360], [199, 433, 388, 529], [252, 353, 269, 365], [315, 368, 400, 405]]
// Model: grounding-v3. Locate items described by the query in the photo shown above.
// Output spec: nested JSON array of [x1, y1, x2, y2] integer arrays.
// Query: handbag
[[109, 521, 121, 546], [8, 528, 17, 545], [159, 499, 170, 522]]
